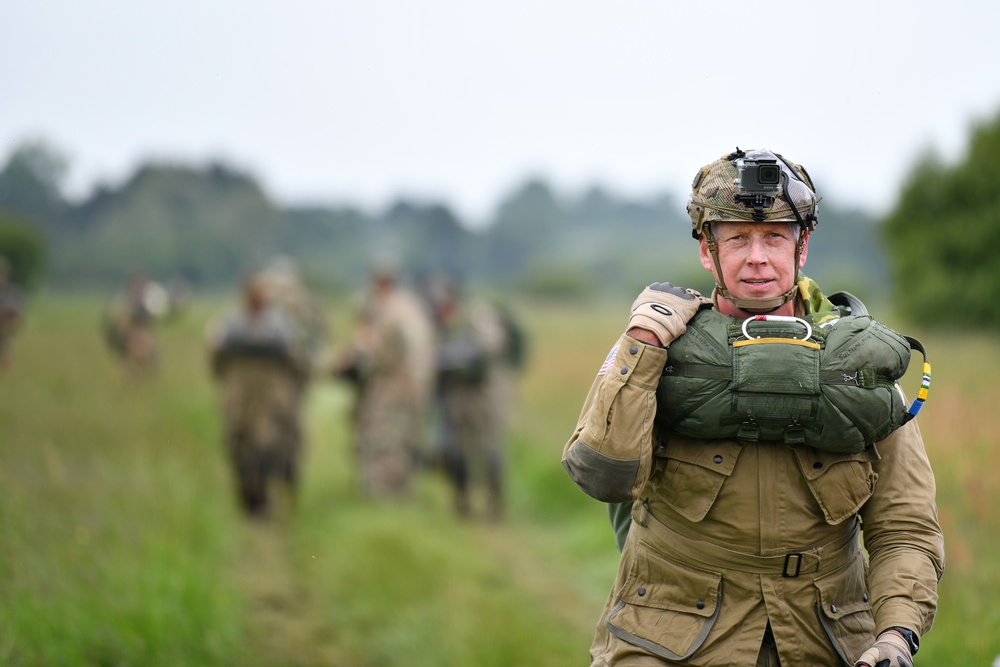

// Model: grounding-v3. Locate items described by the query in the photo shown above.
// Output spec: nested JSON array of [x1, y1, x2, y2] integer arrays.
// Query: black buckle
[[783, 553, 803, 578]]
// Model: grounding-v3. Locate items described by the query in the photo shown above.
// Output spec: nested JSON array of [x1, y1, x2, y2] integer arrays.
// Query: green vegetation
[[913, 332, 1000, 663], [1, 293, 996, 665], [883, 108, 1000, 329], [0, 294, 620, 666], [0, 217, 45, 288], [4, 107, 1000, 664], [0, 141, 883, 300], [0, 296, 242, 666]]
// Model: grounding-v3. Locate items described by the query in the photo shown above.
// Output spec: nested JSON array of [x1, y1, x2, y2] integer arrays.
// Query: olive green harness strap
[[666, 362, 891, 390]]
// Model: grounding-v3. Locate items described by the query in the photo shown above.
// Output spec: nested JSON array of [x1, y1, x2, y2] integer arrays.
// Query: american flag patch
[[598, 344, 620, 376]]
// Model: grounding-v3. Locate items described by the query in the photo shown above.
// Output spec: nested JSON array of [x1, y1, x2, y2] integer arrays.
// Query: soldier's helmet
[[686, 148, 821, 239]]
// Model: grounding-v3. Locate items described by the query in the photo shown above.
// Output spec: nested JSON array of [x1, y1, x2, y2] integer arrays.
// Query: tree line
[[0, 141, 887, 301], [10, 111, 998, 331]]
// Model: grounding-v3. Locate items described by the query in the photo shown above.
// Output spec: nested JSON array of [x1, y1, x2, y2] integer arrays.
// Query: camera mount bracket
[[733, 193, 773, 221]]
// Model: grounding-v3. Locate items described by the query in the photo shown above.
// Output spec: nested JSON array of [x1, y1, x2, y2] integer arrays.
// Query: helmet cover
[[687, 148, 820, 239]]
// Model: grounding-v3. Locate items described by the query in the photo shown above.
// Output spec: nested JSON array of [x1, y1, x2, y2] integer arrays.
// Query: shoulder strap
[[827, 291, 869, 317]]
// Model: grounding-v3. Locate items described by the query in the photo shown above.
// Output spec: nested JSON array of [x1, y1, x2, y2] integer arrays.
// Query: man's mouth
[[739, 279, 777, 295]]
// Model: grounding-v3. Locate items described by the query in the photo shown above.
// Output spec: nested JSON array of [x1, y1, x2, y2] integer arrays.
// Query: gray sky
[[3, 1, 999, 225]]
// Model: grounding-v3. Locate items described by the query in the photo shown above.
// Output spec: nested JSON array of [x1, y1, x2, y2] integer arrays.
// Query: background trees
[[883, 111, 1000, 329], [0, 217, 45, 289], [11, 107, 1000, 334]]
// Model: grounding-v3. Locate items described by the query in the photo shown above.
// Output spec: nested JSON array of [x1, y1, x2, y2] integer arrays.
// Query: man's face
[[699, 221, 809, 317]]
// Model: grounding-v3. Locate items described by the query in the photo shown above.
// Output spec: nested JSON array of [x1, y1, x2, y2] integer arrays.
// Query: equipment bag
[[656, 306, 930, 453]]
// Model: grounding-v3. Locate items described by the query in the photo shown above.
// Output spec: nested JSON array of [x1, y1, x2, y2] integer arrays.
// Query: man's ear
[[798, 230, 810, 268], [698, 235, 715, 272]]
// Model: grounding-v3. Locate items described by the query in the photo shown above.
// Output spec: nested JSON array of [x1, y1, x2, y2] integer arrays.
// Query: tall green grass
[[0, 296, 243, 666], [0, 293, 622, 666], [0, 293, 996, 665], [902, 330, 1000, 663], [281, 299, 624, 666]]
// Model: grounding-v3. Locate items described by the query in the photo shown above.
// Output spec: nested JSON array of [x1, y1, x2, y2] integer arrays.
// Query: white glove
[[855, 630, 913, 667], [628, 283, 712, 347]]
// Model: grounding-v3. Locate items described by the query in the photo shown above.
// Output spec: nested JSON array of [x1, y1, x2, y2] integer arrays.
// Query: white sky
[[3, 1, 999, 226]]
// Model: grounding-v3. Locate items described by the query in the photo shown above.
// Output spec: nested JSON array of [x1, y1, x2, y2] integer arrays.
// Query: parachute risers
[[656, 310, 930, 453]]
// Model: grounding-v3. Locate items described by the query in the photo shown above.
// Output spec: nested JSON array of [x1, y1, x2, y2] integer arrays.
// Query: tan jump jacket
[[563, 332, 945, 666]]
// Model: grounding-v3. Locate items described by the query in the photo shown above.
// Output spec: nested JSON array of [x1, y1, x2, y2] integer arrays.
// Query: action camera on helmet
[[735, 157, 782, 195]]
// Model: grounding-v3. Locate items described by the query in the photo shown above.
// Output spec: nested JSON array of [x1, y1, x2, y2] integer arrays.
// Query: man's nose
[[746, 238, 769, 264]]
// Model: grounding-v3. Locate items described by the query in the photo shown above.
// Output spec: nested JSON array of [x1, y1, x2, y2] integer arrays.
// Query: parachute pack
[[655, 294, 930, 453]]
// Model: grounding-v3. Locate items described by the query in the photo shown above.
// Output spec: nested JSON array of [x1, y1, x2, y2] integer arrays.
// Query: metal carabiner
[[741, 315, 813, 342]]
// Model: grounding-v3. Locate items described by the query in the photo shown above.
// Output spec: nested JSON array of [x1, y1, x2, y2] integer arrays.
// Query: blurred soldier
[[257, 256, 328, 457], [207, 273, 310, 517], [258, 255, 329, 369], [335, 263, 435, 499], [103, 272, 170, 380], [431, 277, 522, 520], [0, 255, 23, 371]]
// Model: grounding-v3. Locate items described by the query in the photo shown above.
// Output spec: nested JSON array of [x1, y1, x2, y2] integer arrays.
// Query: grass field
[[0, 292, 997, 666]]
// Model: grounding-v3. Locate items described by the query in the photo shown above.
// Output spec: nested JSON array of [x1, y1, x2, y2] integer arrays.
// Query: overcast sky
[[3, 1, 999, 225]]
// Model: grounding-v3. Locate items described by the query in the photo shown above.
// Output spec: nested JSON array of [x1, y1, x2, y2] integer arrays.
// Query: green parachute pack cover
[[655, 295, 929, 454]]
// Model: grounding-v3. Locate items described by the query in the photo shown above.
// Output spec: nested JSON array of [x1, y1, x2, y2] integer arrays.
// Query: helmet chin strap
[[702, 225, 803, 315]]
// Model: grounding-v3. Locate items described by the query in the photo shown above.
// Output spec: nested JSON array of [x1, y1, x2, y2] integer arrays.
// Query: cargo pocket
[[658, 437, 742, 522], [814, 551, 875, 666], [605, 539, 722, 661], [793, 446, 878, 525]]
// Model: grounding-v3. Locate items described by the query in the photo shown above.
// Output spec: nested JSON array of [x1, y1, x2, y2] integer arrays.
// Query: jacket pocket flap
[[817, 588, 870, 621], [617, 540, 721, 617], [793, 445, 880, 482], [658, 436, 742, 522], [606, 540, 722, 661], [662, 438, 742, 477], [792, 447, 878, 525]]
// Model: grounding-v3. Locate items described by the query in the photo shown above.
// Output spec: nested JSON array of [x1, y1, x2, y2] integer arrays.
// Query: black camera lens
[[758, 165, 780, 184]]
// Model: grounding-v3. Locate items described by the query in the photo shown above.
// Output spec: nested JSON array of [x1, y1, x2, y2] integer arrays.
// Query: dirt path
[[233, 517, 348, 667], [230, 507, 607, 666]]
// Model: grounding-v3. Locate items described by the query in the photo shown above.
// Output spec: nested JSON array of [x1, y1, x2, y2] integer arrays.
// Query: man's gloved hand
[[855, 630, 913, 667], [628, 283, 712, 347]]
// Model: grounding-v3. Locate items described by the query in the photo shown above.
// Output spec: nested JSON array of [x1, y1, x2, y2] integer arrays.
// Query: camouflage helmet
[[687, 148, 820, 239]]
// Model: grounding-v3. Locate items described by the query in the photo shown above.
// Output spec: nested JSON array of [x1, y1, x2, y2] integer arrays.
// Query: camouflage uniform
[[258, 256, 329, 368], [103, 274, 169, 379], [434, 298, 514, 519], [256, 257, 327, 474], [341, 276, 435, 498], [209, 278, 309, 516]]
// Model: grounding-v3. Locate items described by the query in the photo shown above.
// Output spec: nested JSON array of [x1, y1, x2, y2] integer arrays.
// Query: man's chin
[[720, 291, 794, 317], [733, 291, 782, 303]]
